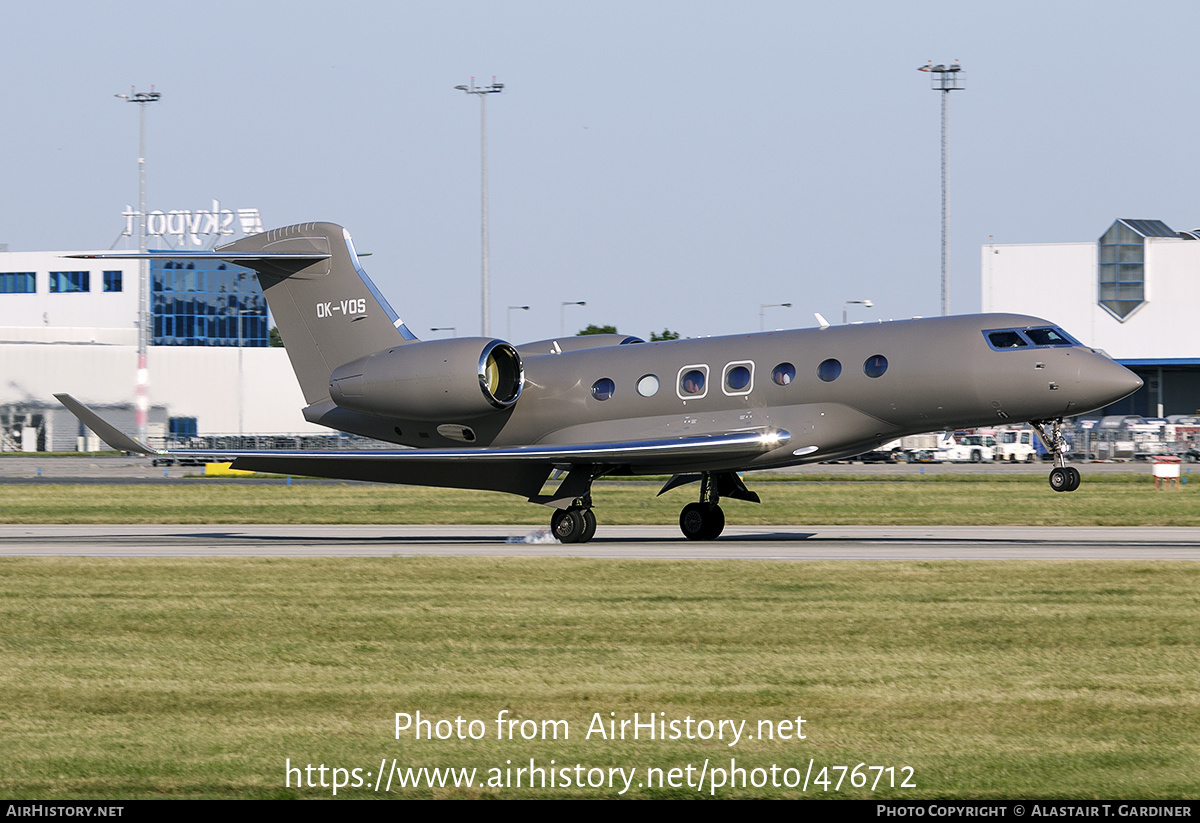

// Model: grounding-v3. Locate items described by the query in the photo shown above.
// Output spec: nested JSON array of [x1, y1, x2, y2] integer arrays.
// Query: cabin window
[[677, 365, 709, 398], [723, 362, 753, 395], [772, 363, 795, 386], [591, 377, 615, 401], [864, 354, 888, 378], [817, 358, 841, 382], [637, 374, 660, 397]]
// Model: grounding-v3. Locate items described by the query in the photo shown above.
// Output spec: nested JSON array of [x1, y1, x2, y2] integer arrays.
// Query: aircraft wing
[[55, 394, 788, 496]]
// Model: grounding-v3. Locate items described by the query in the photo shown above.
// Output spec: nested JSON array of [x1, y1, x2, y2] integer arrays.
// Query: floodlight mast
[[560, 301, 586, 337], [842, 299, 873, 325], [918, 61, 965, 316], [759, 302, 792, 332], [115, 86, 162, 444], [455, 77, 504, 337]]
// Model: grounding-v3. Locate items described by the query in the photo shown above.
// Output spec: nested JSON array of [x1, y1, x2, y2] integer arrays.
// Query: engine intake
[[329, 338, 524, 421]]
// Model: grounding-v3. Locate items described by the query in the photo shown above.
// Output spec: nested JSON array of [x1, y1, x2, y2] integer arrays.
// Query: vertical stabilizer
[[216, 222, 417, 404]]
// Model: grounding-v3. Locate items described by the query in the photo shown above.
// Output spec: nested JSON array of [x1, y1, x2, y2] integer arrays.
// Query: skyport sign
[[121, 199, 264, 247]]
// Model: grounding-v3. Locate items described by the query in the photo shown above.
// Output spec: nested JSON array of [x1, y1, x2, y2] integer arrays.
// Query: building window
[[151, 259, 267, 346], [103, 270, 122, 292], [0, 272, 35, 294], [1097, 218, 1172, 321], [49, 271, 89, 293]]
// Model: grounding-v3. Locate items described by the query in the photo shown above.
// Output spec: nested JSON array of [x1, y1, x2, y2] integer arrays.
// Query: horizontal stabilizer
[[63, 251, 330, 262]]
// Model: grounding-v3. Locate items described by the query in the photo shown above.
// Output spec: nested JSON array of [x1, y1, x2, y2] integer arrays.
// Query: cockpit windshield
[[984, 326, 1079, 351]]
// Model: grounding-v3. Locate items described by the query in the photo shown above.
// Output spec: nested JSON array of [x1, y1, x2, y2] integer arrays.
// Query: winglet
[[814, 312, 831, 330], [53, 394, 160, 455]]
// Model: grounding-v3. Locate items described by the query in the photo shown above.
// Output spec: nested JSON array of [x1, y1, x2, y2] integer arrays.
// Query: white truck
[[930, 432, 996, 463], [994, 428, 1039, 462]]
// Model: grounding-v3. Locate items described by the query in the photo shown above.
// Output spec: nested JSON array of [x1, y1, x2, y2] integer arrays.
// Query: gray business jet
[[59, 222, 1142, 542]]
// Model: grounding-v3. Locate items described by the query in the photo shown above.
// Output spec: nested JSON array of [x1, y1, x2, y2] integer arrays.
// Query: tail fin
[[216, 222, 417, 404]]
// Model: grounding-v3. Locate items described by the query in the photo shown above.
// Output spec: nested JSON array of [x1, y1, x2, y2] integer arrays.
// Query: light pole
[[918, 61, 965, 316], [842, 299, 873, 324], [560, 301, 586, 337], [236, 307, 257, 439], [507, 305, 529, 340], [759, 302, 792, 332], [115, 86, 161, 444], [455, 77, 504, 337], [430, 327, 457, 337]]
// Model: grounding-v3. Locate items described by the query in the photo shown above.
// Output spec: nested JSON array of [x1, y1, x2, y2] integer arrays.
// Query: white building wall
[[0, 344, 324, 435], [148, 347, 319, 434], [0, 251, 139, 338], [981, 237, 1200, 360]]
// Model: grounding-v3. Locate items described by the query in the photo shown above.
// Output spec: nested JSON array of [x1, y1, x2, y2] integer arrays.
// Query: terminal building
[[0, 205, 323, 451], [982, 217, 1200, 419]]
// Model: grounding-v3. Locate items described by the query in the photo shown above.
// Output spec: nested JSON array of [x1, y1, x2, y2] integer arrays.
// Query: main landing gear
[[672, 472, 760, 541], [550, 503, 597, 544], [1031, 419, 1080, 493], [542, 469, 760, 543]]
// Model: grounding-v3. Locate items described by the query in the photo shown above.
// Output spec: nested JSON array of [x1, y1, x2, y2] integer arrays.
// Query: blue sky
[[4, 0, 1198, 341]]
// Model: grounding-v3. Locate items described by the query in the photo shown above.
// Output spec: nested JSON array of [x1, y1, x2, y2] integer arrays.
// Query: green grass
[[1, 559, 1198, 798], [1, 474, 1197, 525]]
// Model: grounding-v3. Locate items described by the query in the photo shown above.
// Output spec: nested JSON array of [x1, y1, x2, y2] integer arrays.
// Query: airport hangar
[[983, 217, 1200, 420], [2, 214, 1197, 451]]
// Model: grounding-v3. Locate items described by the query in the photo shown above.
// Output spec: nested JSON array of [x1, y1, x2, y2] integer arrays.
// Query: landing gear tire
[[680, 502, 725, 541], [580, 508, 597, 543], [1049, 466, 1081, 493], [551, 508, 594, 543], [1065, 466, 1080, 491]]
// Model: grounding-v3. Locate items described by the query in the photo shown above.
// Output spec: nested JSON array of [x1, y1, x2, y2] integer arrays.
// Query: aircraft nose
[[1077, 354, 1142, 410]]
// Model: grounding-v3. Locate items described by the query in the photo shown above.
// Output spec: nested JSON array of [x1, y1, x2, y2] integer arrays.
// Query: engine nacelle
[[328, 338, 524, 421]]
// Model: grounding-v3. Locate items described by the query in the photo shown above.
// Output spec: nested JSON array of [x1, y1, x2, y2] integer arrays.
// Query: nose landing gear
[[1032, 419, 1080, 492], [1048, 465, 1081, 492]]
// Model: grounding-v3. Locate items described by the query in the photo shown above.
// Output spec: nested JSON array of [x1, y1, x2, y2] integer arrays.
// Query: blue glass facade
[[151, 258, 267, 346]]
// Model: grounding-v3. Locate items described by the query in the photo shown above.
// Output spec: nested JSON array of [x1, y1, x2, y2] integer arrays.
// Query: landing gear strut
[[1031, 419, 1080, 492], [534, 468, 601, 544]]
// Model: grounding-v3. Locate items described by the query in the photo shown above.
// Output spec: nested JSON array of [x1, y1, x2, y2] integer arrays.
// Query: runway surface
[[3, 524, 1200, 559]]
